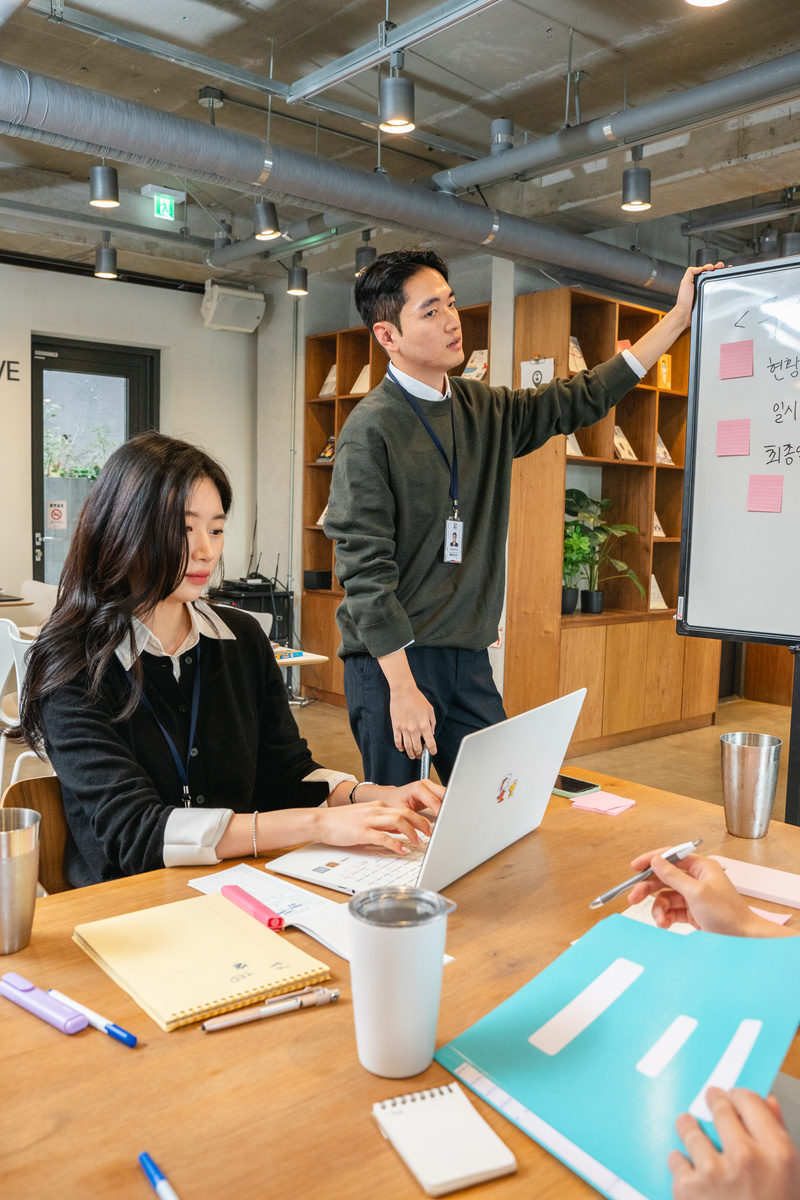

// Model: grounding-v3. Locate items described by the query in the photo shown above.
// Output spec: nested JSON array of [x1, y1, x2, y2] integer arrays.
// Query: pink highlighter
[[221, 884, 285, 930]]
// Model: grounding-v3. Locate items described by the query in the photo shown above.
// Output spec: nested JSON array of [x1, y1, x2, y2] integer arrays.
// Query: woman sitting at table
[[17, 432, 443, 888]]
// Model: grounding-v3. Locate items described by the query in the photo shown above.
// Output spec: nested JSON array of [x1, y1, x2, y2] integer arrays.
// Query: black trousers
[[343, 646, 507, 786]]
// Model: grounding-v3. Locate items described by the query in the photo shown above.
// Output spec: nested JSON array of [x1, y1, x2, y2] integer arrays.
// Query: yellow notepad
[[73, 892, 330, 1031]]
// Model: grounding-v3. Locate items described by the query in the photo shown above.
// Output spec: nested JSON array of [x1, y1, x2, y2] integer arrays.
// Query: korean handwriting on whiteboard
[[765, 444, 800, 465], [773, 401, 798, 424], [767, 356, 800, 382]]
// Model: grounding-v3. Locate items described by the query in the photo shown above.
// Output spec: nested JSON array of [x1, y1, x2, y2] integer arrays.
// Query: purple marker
[[0, 972, 89, 1034]]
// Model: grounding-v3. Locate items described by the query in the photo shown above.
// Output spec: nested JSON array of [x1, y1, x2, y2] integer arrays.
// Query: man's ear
[[373, 321, 400, 354]]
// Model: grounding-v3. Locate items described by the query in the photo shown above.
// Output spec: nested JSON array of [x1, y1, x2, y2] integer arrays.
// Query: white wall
[[0, 263, 256, 590]]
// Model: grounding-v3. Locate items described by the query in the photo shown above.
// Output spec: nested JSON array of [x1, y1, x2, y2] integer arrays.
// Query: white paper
[[520, 358, 554, 388], [189, 863, 352, 959]]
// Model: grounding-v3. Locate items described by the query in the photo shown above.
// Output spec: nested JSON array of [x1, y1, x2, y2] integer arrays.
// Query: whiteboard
[[679, 256, 800, 644]]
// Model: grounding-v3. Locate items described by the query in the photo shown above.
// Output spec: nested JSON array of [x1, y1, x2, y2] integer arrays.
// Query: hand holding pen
[[589, 840, 703, 910], [627, 848, 796, 938]]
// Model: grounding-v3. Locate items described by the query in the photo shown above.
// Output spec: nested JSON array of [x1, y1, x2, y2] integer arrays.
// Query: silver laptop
[[267, 688, 585, 896]]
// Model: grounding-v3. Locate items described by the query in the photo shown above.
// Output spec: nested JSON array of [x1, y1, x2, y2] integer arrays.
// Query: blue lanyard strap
[[127, 641, 201, 808], [387, 368, 459, 519]]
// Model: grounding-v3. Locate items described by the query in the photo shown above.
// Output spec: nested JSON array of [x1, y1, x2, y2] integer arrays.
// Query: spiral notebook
[[73, 892, 330, 1031], [373, 1083, 516, 1196]]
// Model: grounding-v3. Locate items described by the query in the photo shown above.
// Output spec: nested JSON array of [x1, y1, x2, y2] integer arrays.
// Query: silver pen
[[201, 986, 340, 1032], [420, 747, 431, 780], [589, 839, 703, 910]]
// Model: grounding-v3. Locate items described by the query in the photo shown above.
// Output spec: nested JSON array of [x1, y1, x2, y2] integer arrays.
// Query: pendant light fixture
[[685, 0, 729, 6], [287, 253, 308, 296], [254, 199, 281, 241], [379, 51, 415, 134], [355, 231, 377, 275], [94, 232, 118, 279], [89, 162, 120, 208], [621, 145, 651, 212]]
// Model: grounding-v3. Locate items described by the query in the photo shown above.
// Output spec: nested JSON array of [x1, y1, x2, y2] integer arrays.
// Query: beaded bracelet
[[252, 810, 259, 857]]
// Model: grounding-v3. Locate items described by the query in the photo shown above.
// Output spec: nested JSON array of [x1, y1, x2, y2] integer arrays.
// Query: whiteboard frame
[[677, 255, 800, 647]]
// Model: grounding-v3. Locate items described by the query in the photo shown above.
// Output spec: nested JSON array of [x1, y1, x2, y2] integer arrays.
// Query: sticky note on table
[[720, 339, 754, 379], [747, 474, 783, 512], [716, 418, 750, 457], [572, 791, 636, 815]]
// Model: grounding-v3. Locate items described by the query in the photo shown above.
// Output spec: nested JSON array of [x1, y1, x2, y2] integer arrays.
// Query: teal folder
[[436, 915, 800, 1200]]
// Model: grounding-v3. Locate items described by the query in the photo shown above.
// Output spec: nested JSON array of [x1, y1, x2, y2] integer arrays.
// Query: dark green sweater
[[324, 355, 639, 658]]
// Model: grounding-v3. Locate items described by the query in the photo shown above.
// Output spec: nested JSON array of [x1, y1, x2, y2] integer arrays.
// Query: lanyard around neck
[[127, 641, 201, 808], [387, 368, 459, 519]]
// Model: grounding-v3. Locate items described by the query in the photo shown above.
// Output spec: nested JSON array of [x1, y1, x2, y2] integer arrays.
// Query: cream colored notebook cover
[[73, 892, 330, 1031]]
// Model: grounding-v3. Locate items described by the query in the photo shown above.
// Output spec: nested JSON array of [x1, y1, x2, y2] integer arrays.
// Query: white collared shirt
[[117, 601, 355, 867]]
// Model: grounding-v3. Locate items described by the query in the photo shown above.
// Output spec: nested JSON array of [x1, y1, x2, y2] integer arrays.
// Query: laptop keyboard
[[334, 843, 427, 890]]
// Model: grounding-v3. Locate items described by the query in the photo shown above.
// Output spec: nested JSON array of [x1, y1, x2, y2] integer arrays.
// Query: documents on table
[[190, 863, 352, 959], [436, 914, 800, 1200], [73, 892, 330, 1030]]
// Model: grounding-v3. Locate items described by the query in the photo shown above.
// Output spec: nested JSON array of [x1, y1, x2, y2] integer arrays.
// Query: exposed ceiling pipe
[[0, 195, 214, 248], [26, 0, 479, 162], [682, 191, 800, 236], [206, 215, 368, 268], [0, 61, 683, 295], [431, 47, 800, 194]]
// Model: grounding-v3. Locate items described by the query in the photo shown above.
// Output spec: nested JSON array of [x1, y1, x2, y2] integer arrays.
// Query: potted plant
[[565, 489, 644, 614], [562, 522, 590, 615]]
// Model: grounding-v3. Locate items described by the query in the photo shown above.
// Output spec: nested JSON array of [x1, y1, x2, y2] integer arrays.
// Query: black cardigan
[[40, 607, 327, 887]]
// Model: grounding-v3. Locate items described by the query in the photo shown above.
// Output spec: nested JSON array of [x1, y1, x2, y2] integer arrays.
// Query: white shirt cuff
[[163, 807, 234, 868], [621, 348, 647, 379], [304, 768, 358, 804]]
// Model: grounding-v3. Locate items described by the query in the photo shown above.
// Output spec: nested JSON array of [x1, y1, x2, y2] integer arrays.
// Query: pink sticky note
[[572, 790, 636, 815], [720, 340, 754, 379], [749, 905, 792, 926], [747, 474, 784, 513], [716, 418, 750, 457]]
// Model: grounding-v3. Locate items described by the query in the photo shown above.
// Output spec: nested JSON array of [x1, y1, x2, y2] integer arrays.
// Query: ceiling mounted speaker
[[201, 281, 266, 332]]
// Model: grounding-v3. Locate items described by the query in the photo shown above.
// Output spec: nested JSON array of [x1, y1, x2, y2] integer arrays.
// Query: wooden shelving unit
[[505, 287, 721, 754], [301, 306, 491, 705]]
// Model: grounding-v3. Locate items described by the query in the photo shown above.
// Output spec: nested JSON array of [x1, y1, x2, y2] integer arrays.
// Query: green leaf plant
[[564, 488, 645, 598], [563, 522, 591, 588]]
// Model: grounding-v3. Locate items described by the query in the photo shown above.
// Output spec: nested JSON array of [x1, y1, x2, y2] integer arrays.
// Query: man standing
[[325, 249, 719, 785]]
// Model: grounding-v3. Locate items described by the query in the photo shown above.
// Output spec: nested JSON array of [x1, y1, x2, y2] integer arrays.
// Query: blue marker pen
[[48, 988, 137, 1047], [139, 1153, 182, 1200]]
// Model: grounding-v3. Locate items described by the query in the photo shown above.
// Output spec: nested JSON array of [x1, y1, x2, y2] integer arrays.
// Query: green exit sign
[[153, 193, 175, 221]]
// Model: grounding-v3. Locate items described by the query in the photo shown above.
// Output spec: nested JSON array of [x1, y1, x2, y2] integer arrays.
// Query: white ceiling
[[0, 0, 798, 288]]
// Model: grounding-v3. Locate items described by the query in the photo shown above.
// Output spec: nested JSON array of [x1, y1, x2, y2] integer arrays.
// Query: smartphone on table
[[551, 774, 601, 799]]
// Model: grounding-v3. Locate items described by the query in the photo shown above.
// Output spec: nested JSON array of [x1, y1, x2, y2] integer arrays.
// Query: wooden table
[[3, 771, 800, 1200]]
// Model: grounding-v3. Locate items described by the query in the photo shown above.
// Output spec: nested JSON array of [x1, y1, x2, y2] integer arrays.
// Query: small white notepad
[[373, 1082, 516, 1196]]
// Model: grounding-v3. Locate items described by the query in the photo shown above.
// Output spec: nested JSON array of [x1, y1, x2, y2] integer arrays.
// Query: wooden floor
[[4, 695, 792, 821]]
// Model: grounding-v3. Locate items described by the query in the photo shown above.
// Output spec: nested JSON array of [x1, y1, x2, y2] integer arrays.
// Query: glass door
[[31, 338, 159, 584]]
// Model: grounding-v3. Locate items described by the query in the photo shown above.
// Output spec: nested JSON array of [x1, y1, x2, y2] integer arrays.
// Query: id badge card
[[444, 518, 463, 564]]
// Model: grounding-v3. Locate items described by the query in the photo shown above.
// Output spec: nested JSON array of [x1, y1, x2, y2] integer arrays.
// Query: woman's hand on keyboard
[[315, 803, 433, 854], [364, 780, 445, 817]]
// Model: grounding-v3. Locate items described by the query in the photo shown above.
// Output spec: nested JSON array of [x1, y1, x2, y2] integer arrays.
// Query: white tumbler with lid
[[348, 886, 455, 1078]]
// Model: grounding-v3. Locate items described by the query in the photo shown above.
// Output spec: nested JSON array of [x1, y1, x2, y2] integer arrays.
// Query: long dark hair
[[18, 432, 232, 748]]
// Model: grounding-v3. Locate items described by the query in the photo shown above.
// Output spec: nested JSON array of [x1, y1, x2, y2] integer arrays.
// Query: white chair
[[0, 618, 19, 785], [1, 622, 51, 788], [19, 580, 58, 628], [242, 610, 273, 637]]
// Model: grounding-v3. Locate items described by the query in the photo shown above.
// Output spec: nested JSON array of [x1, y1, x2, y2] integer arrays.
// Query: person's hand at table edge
[[670, 1086, 800, 1200]]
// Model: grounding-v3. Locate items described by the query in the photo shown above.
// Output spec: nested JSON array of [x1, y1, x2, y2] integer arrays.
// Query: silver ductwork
[[431, 47, 800, 194], [0, 59, 683, 294]]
